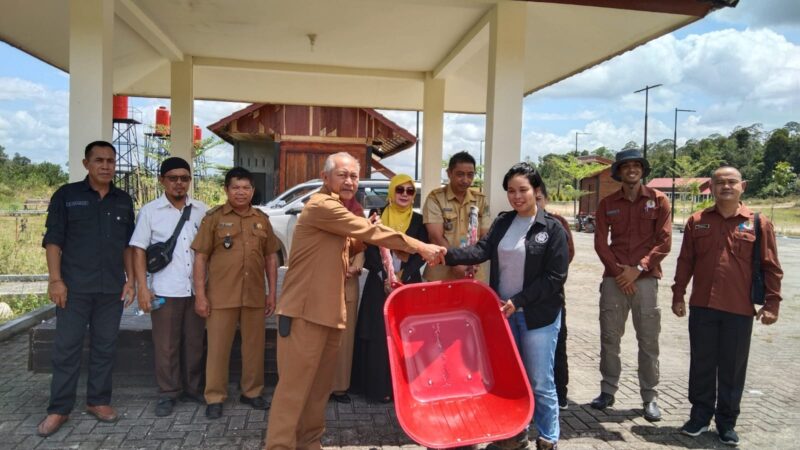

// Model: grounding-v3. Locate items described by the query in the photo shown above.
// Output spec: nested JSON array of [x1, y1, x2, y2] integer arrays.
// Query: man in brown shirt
[[265, 152, 446, 450], [592, 149, 671, 422], [672, 166, 782, 446], [423, 151, 491, 282], [191, 167, 279, 419]]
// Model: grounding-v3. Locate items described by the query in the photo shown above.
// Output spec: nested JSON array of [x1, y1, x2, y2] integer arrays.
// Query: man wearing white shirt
[[129, 157, 208, 417]]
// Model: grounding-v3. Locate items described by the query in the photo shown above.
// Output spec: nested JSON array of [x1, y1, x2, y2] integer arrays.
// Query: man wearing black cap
[[591, 149, 671, 422], [129, 157, 208, 417]]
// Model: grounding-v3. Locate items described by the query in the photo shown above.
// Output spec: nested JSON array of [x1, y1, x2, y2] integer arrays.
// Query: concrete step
[[28, 306, 279, 383]]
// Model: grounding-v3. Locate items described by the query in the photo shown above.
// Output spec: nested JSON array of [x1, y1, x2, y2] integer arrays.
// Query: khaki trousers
[[599, 276, 660, 402], [331, 276, 358, 393], [265, 318, 343, 450], [204, 307, 265, 404], [150, 296, 206, 398]]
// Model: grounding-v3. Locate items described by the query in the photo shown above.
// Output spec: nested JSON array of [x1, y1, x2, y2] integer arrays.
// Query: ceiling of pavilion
[[0, 0, 721, 113]]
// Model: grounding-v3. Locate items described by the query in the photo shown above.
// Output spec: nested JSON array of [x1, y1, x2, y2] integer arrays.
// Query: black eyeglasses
[[395, 186, 415, 195], [165, 175, 192, 183]]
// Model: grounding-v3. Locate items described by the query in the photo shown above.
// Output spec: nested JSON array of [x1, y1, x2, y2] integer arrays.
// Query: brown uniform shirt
[[594, 185, 671, 278], [277, 188, 423, 329], [672, 204, 783, 316], [191, 203, 280, 309], [422, 185, 491, 281]]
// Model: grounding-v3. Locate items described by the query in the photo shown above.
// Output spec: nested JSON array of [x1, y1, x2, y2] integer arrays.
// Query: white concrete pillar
[[484, 2, 527, 215], [170, 56, 194, 163], [68, 0, 114, 182], [421, 74, 445, 201]]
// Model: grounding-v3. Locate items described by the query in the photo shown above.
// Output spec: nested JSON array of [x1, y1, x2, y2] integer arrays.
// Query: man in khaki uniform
[[192, 167, 279, 419], [265, 152, 447, 450], [423, 151, 491, 282]]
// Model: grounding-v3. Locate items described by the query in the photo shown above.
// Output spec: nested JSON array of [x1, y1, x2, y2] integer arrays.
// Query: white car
[[259, 179, 421, 265]]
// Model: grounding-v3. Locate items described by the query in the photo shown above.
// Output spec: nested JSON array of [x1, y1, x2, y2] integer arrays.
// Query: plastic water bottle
[[134, 297, 166, 316], [151, 297, 166, 310]]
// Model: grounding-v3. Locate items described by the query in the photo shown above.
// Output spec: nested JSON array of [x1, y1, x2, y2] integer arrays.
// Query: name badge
[[695, 224, 710, 230], [606, 209, 620, 216], [218, 222, 233, 228]]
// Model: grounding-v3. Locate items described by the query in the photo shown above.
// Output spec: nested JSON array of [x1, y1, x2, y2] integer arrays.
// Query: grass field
[[0, 215, 47, 274], [0, 294, 49, 324]]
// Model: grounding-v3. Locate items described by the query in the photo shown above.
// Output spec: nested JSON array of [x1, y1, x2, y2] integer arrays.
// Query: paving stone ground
[[1, 232, 799, 449]]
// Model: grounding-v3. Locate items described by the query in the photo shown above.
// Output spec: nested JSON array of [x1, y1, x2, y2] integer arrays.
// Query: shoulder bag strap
[[164, 204, 193, 253], [752, 212, 761, 271]]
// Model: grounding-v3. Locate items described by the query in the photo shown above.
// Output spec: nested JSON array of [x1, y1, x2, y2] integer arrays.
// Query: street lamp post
[[634, 84, 662, 162], [573, 131, 591, 218], [672, 108, 696, 223]]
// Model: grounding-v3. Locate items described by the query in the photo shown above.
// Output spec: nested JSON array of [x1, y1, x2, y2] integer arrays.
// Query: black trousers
[[688, 306, 753, 431], [48, 293, 123, 415], [554, 306, 569, 402]]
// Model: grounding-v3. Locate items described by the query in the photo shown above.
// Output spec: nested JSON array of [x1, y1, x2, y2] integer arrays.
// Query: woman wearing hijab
[[330, 195, 366, 403], [351, 174, 428, 403]]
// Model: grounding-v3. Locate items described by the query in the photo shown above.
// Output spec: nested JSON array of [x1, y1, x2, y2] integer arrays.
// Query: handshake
[[417, 243, 447, 266]]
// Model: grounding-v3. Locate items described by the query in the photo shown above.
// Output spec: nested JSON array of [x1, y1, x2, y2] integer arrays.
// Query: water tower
[[111, 96, 143, 202]]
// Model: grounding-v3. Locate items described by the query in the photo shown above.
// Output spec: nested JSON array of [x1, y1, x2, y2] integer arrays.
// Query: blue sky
[[0, 0, 798, 177]]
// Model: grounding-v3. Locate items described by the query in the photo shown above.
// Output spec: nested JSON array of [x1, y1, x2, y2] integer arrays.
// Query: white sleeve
[[128, 204, 152, 249]]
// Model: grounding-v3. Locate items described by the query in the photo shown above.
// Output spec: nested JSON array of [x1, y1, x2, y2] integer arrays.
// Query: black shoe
[[330, 393, 352, 403], [680, 419, 709, 437], [205, 403, 223, 419], [155, 397, 175, 417], [643, 400, 661, 422], [590, 393, 615, 410], [178, 392, 205, 404], [718, 428, 739, 446], [558, 397, 568, 410], [239, 395, 270, 410]]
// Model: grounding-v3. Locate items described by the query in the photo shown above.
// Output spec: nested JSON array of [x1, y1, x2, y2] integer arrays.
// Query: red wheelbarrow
[[383, 278, 534, 448]]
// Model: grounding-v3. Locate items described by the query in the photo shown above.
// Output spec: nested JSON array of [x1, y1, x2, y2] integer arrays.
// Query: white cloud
[[535, 28, 800, 124], [0, 79, 69, 165]]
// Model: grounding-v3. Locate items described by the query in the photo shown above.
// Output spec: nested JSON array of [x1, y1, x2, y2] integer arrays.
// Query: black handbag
[[750, 212, 766, 305], [146, 205, 192, 273]]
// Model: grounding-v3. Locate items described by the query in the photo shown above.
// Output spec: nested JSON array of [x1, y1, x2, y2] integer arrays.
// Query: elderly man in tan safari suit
[[265, 152, 447, 450]]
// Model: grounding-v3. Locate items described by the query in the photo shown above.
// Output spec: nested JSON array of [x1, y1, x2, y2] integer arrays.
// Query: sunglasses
[[394, 186, 416, 196], [165, 175, 192, 183]]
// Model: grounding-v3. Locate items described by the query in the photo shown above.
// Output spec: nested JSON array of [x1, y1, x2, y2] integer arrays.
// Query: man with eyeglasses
[[129, 157, 208, 417], [192, 167, 280, 419], [266, 153, 447, 450]]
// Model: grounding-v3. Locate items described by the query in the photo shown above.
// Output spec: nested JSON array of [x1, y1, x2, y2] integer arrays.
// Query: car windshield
[[266, 185, 319, 208]]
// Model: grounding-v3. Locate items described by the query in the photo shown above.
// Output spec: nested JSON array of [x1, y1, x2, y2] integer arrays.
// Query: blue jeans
[[508, 309, 562, 443]]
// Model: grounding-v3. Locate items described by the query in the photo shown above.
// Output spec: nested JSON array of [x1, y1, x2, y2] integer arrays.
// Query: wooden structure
[[578, 156, 618, 216], [208, 104, 416, 203]]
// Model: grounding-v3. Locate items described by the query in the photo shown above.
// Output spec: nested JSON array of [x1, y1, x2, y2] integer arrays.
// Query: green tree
[[669, 155, 719, 213], [591, 146, 615, 160], [760, 161, 798, 198], [551, 154, 609, 214]]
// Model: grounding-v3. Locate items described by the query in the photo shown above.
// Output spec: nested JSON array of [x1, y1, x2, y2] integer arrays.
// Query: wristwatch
[[637, 264, 646, 272]]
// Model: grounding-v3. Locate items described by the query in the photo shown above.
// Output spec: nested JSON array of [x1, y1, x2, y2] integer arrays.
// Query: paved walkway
[[1, 232, 799, 449]]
